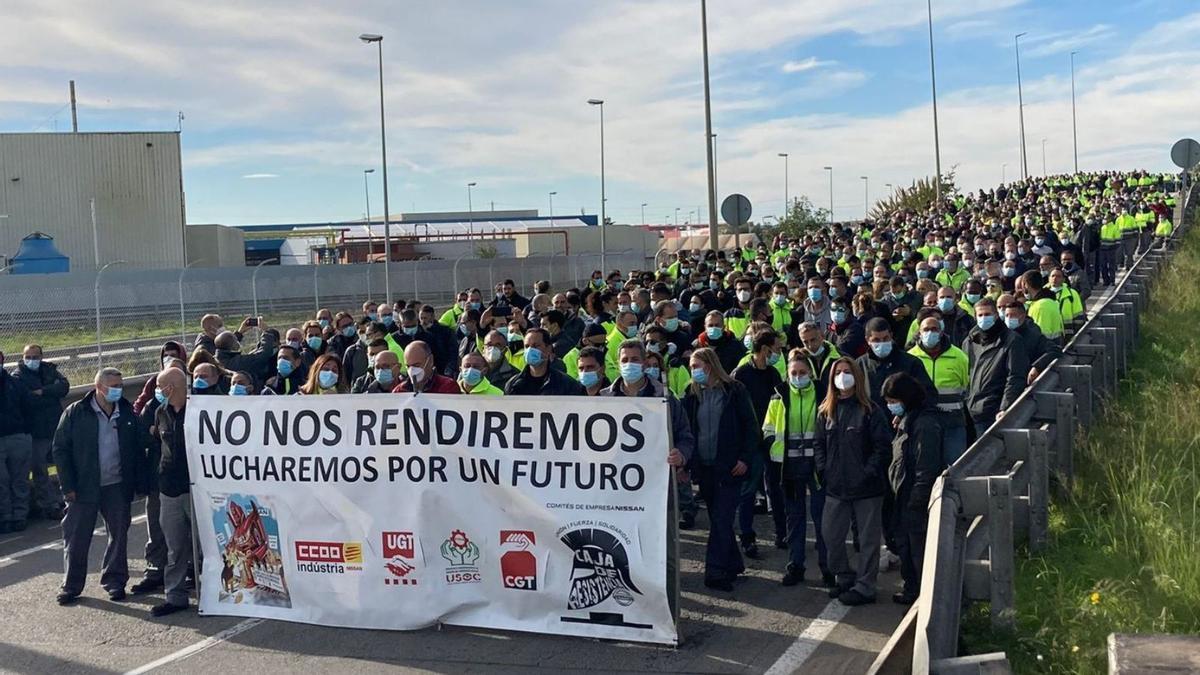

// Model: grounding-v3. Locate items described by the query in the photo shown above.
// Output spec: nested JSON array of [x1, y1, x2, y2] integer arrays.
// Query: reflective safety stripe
[[786, 432, 817, 458], [936, 387, 965, 412]]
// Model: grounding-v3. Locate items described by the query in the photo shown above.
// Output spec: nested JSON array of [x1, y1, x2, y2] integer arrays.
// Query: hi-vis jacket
[[762, 382, 819, 464], [908, 336, 969, 425]]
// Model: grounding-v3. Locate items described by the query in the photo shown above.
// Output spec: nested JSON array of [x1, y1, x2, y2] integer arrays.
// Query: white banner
[[184, 393, 676, 645]]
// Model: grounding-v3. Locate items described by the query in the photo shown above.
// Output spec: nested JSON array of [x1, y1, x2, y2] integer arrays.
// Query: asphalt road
[[0, 502, 906, 675]]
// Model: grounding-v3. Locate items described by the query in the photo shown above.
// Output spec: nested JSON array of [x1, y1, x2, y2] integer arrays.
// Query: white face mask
[[834, 372, 855, 391]]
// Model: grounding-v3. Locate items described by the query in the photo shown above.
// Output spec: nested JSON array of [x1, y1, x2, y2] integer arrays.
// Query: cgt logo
[[500, 530, 537, 591], [382, 531, 418, 586]]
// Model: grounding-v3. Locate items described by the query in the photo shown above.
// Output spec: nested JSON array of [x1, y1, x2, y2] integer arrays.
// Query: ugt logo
[[440, 529, 482, 584], [500, 530, 537, 591], [382, 531, 417, 586]]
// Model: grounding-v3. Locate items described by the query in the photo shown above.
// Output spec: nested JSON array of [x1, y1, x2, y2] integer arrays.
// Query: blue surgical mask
[[831, 310, 847, 324], [851, 275, 864, 285], [937, 298, 954, 313], [965, 293, 982, 304], [808, 288, 823, 302], [469, 302, 482, 311], [920, 331, 941, 348], [154, 388, 167, 405], [307, 336, 323, 350], [342, 326, 356, 338], [230, 384, 249, 396], [1005, 316, 1021, 330], [789, 375, 811, 390], [1003, 267, 1016, 277], [887, 402, 906, 417], [403, 326, 418, 336], [706, 326, 724, 340], [525, 347, 545, 367], [367, 312, 379, 321], [691, 367, 709, 385], [192, 378, 209, 391], [664, 318, 680, 333], [624, 325, 639, 338], [630, 302, 641, 314], [319, 319, 330, 329], [318, 370, 338, 389], [773, 295, 788, 306], [23, 358, 41, 371], [743, 334, 754, 350], [375, 368, 395, 386], [104, 385, 124, 403], [645, 366, 661, 380], [277, 359, 294, 377], [870, 341, 894, 358], [767, 352, 781, 366], [620, 362, 644, 382], [579, 370, 600, 388], [689, 303, 702, 314], [461, 367, 483, 386], [977, 314, 997, 331], [382, 314, 395, 325]]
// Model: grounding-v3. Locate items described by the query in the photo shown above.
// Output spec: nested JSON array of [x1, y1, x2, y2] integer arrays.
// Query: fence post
[[1027, 430, 1049, 551], [987, 475, 1014, 631], [1057, 363, 1093, 429], [1033, 391, 1074, 481]]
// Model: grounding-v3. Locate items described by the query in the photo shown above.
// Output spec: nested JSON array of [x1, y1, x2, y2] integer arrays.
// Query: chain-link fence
[[0, 251, 648, 385]]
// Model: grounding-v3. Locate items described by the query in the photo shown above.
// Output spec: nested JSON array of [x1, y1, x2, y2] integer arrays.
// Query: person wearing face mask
[[935, 254, 970, 292], [762, 352, 832, 587], [457, 352, 503, 396], [323, 312, 356, 360], [1019, 271, 1065, 343], [456, 309, 484, 361], [213, 319, 278, 388], [191, 363, 226, 396], [52, 367, 147, 605], [13, 344, 70, 521], [767, 282, 796, 337], [604, 310, 640, 384], [963, 298, 1030, 432], [1000, 295, 1061, 385], [723, 277, 756, 340], [654, 301, 693, 356], [132, 342, 186, 416], [881, 372, 944, 605], [194, 314, 255, 357], [393, 342, 459, 394], [814, 358, 892, 606], [439, 291, 470, 328], [1049, 269, 1083, 324], [681, 348, 758, 592], [797, 322, 842, 385], [300, 320, 327, 368], [348, 340, 390, 393], [932, 287, 976, 347], [883, 277, 921, 340], [340, 317, 377, 386], [856, 318, 936, 413], [827, 299, 866, 358], [732, 328, 786, 557], [802, 278, 833, 334], [415, 305, 455, 376], [145, 367, 196, 617], [699, 310, 746, 373], [575, 347, 610, 396], [908, 315, 970, 464], [262, 345, 306, 395], [0, 350, 37, 533], [297, 354, 348, 395], [504, 329, 585, 396]]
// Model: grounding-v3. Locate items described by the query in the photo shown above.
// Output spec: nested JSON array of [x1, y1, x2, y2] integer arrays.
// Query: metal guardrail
[[869, 182, 1197, 675]]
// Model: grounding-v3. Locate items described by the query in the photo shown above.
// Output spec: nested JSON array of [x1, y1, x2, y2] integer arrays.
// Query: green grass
[[960, 223, 1200, 673]]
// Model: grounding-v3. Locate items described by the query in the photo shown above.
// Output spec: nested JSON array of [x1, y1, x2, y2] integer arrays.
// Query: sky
[[2, 0, 1198, 226]]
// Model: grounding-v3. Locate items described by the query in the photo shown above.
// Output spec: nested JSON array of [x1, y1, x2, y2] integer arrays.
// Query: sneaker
[[821, 570, 837, 588], [678, 513, 695, 530], [827, 582, 852, 599], [781, 567, 804, 587], [892, 591, 918, 605], [704, 577, 734, 592], [150, 602, 187, 617], [881, 548, 901, 572], [838, 589, 877, 606], [131, 577, 164, 594], [107, 588, 126, 602], [56, 591, 79, 606]]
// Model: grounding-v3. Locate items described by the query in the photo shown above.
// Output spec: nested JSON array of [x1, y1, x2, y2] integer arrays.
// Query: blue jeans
[[782, 460, 828, 574], [942, 423, 968, 466]]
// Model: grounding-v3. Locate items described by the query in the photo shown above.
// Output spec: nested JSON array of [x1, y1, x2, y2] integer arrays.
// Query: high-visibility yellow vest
[[908, 343, 969, 413], [763, 384, 818, 463], [1100, 221, 1122, 242], [1029, 297, 1065, 340], [1155, 219, 1174, 236], [668, 365, 691, 398], [1055, 286, 1083, 323], [936, 268, 970, 292], [461, 379, 503, 395]]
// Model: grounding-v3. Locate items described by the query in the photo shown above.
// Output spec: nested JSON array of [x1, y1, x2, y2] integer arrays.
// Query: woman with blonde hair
[[814, 356, 892, 606], [299, 353, 348, 395], [681, 347, 759, 592]]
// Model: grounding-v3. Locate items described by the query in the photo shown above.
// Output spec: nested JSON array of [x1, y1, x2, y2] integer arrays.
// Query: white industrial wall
[[184, 224, 246, 267], [0, 132, 185, 270]]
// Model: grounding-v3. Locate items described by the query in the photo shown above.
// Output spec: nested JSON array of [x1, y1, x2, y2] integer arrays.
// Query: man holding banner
[[149, 367, 196, 617]]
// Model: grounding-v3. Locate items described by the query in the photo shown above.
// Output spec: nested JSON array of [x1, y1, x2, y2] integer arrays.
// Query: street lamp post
[[1002, 163, 1008, 184], [1070, 51, 1079, 174], [95, 260, 127, 367], [1015, 32, 1029, 180], [927, 0, 942, 200], [362, 167, 375, 230], [860, 176, 869, 220], [1041, 138, 1048, 176], [701, 0, 719, 252], [178, 258, 204, 347], [778, 153, 789, 218], [360, 33, 392, 304], [641, 203, 647, 227], [674, 208, 680, 227], [467, 182, 477, 239], [824, 166, 834, 224], [587, 99, 607, 272], [548, 191, 556, 226], [251, 257, 279, 319]]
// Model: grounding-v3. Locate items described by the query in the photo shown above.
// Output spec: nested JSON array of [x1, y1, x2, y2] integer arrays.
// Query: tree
[[754, 195, 829, 241], [870, 169, 959, 220], [475, 243, 499, 259]]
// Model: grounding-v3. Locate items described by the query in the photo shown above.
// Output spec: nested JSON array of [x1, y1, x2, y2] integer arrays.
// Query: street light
[[927, 0, 942, 200], [362, 168, 375, 228], [95, 260, 127, 367], [823, 166, 834, 224], [360, 32, 392, 304], [641, 203, 647, 227], [778, 153, 790, 218], [587, 98, 607, 272], [1015, 32, 1029, 180], [674, 207, 680, 226], [701, 0, 719, 251], [1070, 51, 1079, 173], [251, 257, 279, 319], [1002, 163, 1008, 184], [860, 176, 869, 220], [179, 258, 205, 347], [467, 182, 477, 238], [1041, 138, 1048, 176], [548, 191, 556, 226]]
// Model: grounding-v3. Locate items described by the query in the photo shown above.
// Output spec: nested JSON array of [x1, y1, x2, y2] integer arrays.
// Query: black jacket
[[423, 322, 458, 375], [1014, 320, 1062, 372], [155, 402, 190, 498], [814, 397, 893, 501], [52, 392, 147, 504], [962, 323, 1030, 428], [708, 335, 747, 374], [503, 367, 586, 396], [216, 329, 280, 385], [263, 370, 306, 396], [327, 333, 356, 360], [342, 341, 370, 385], [732, 360, 782, 424], [857, 349, 937, 412], [681, 380, 759, 478], [0, 368, 34, 438], [888, 405, 945, 511], [13, 361, 69, 439]]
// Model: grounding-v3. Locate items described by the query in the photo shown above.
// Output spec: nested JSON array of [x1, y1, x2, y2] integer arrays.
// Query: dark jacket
[[504, 367, 586, 396], [704, 334, 747, 374], [888, 405, 945, 511], [1014, 320, 1062, 373], [601, 376, 695, 464], [423, 322, 458, 376], [13, 360, 69, 439], [133, 341, 187, 415], [732, 359, 782, 423], [830, 320, 867, 358], [263, 370, 306, 396], [342, 341, 370, 385], [52, 392, 146, 504], [486, 358, 519, 388], [216, 329, 280, 385], [943, 308, 976, 349], [327, 332, 356, 360], [857, 349, 937, 412], [0, 368, 34, 438], [155, 402, 189, 498], [814, 397, 892, 501], [962, 323, 1030, 428], [681, 380, 759, 478]]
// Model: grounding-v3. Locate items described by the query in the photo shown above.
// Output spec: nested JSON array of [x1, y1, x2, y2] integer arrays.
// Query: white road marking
[[0, 514, 147, 567], [763, 600, 851, 675], [124, 619, 263, 675]]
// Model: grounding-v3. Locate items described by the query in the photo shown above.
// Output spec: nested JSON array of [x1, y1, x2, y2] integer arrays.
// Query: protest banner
[[184, 393, 677, 645]]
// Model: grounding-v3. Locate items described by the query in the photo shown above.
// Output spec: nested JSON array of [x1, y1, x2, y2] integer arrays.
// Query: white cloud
[[782, 57, 836, 73], [1024, 24, 1115, 57], [241, 173, 280, 179]]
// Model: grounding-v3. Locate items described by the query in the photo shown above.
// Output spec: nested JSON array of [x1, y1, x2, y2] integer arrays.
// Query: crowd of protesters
[[0, 169, 1178, 615]]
